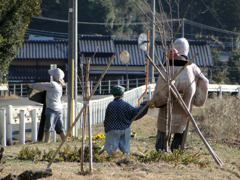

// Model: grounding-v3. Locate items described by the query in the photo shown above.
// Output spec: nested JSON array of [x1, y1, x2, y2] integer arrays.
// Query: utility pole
[[68, 0, 77, 136], [149, 0, 155, 83], [73, 0, 78, 137]]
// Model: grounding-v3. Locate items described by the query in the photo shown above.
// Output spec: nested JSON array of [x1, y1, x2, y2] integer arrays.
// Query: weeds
[[193, 96, 240, 141], [17, 136, 210, 168], [16, 97, 238, 169], [132, 149, 210, 168], [42, 148, 58, 162], [17, 143, 106, 163], [18, 146, 41, 163]]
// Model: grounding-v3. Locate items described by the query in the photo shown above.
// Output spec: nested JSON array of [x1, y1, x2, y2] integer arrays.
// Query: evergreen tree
[[226, 36, 240, 84], [41, 0, 68, 19], [227, 56, 240, 84], [0, 0, 41, 83], [37, 0, 115, 35], [78, 0, 115, 35], [211, 48, 229, 84]]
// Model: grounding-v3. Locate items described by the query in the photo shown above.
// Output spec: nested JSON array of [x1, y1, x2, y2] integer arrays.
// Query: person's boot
[[59, 132, 66, 141], [44, 132, 51, 143]]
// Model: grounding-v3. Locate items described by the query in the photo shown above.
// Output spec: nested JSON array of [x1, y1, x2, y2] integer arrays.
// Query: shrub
[[18, 146, 41, 163], [132, 149, 210, 168]]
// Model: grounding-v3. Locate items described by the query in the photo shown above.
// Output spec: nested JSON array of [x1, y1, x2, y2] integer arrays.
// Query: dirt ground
[[1, 109, 240, 180]]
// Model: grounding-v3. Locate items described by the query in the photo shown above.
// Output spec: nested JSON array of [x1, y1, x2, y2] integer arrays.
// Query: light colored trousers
[[104, 127, 131, 157]]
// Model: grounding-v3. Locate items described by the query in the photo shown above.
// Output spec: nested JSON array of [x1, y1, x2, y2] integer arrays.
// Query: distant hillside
[[28, 0, 240, 39]]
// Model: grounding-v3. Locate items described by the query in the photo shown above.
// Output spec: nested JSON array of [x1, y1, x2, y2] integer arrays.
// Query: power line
[[199, 0, 228, 33], [25, 28, 240, 47], [184, 19, 240, 36], [31, 16, 240, 37], [26, 28, 68, 38], [32, 16, 148, 26]]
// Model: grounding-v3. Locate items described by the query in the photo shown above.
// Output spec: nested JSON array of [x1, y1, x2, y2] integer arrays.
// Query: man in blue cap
[[103, 85, 149, 158]]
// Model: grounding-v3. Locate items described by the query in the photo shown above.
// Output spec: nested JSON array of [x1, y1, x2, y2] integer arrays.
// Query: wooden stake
[[80, 58, 91, 171], [87, 96, 93, 172]]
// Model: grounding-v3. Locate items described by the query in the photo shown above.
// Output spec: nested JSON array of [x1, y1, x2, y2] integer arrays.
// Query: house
[[8, 36, 213, 85]]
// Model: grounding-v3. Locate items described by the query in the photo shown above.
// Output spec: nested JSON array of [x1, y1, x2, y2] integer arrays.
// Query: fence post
[[13, 84, 16, 95], [238, 86, 240, 99], [20, 84, 23, 97], [108, 80, 111, 93], [99, 81, 102, 95], [136, 78, 138, 87], [31, 109, 37, 142], [6, 105, 13, 145], [127, 79, 129, 91], [52, 131, 56, 142], [79, 103, 83, 128], [93, 102, 96, 125], [62, 104, 67, 131], [219, 86, 222, 99], [118, 79, 120, 86], [148, 84, 152, 100], [90, 81, 92, 92], [0, 109, 7, 147], [19, 110, 25, 144]]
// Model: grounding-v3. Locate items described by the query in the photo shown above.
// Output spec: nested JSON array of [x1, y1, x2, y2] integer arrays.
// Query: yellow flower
[[67, 137, 71, 141], [93, 133, 105, 140]]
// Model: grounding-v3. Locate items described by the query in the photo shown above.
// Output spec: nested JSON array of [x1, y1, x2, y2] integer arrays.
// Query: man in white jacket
[[153, 38, 209, 152], [29, 68, 66, 142]]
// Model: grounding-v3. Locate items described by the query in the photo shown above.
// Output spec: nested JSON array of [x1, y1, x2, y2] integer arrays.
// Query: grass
[[1, 96, 240, 179], [192, 95, 240, 141]]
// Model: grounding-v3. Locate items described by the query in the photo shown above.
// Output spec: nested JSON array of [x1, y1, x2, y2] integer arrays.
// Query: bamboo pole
[[146, 54, 223, 167], [80, 58, 91, 171], [87, 95, 93, 172], [47, 53, 116, 169]]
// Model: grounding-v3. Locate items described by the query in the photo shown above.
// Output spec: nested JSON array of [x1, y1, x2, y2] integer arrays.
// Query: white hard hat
[[48, 68, 64, 80], [174, 38, 189, 57]]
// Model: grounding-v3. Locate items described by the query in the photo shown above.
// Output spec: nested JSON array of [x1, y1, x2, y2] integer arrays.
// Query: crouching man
[[103, 85, 149, 158], [28, 68, 66, 143]]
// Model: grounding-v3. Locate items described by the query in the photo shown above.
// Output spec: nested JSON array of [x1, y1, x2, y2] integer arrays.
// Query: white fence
[[209, 84, 240, 92], [0, 85, 154, 146], [8, 78, 147, 97], [208, 84, 240, 98], [1, 83, 239, 146]]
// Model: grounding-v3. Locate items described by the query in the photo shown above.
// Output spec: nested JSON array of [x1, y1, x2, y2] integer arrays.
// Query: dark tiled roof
[[189, 44, 212, 66], [8, 65, 65, 82], [79, 35, 115, 55], [14, 37, 213, 67], [15, 40, 68, 59], [114, 40, 146, 66]]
